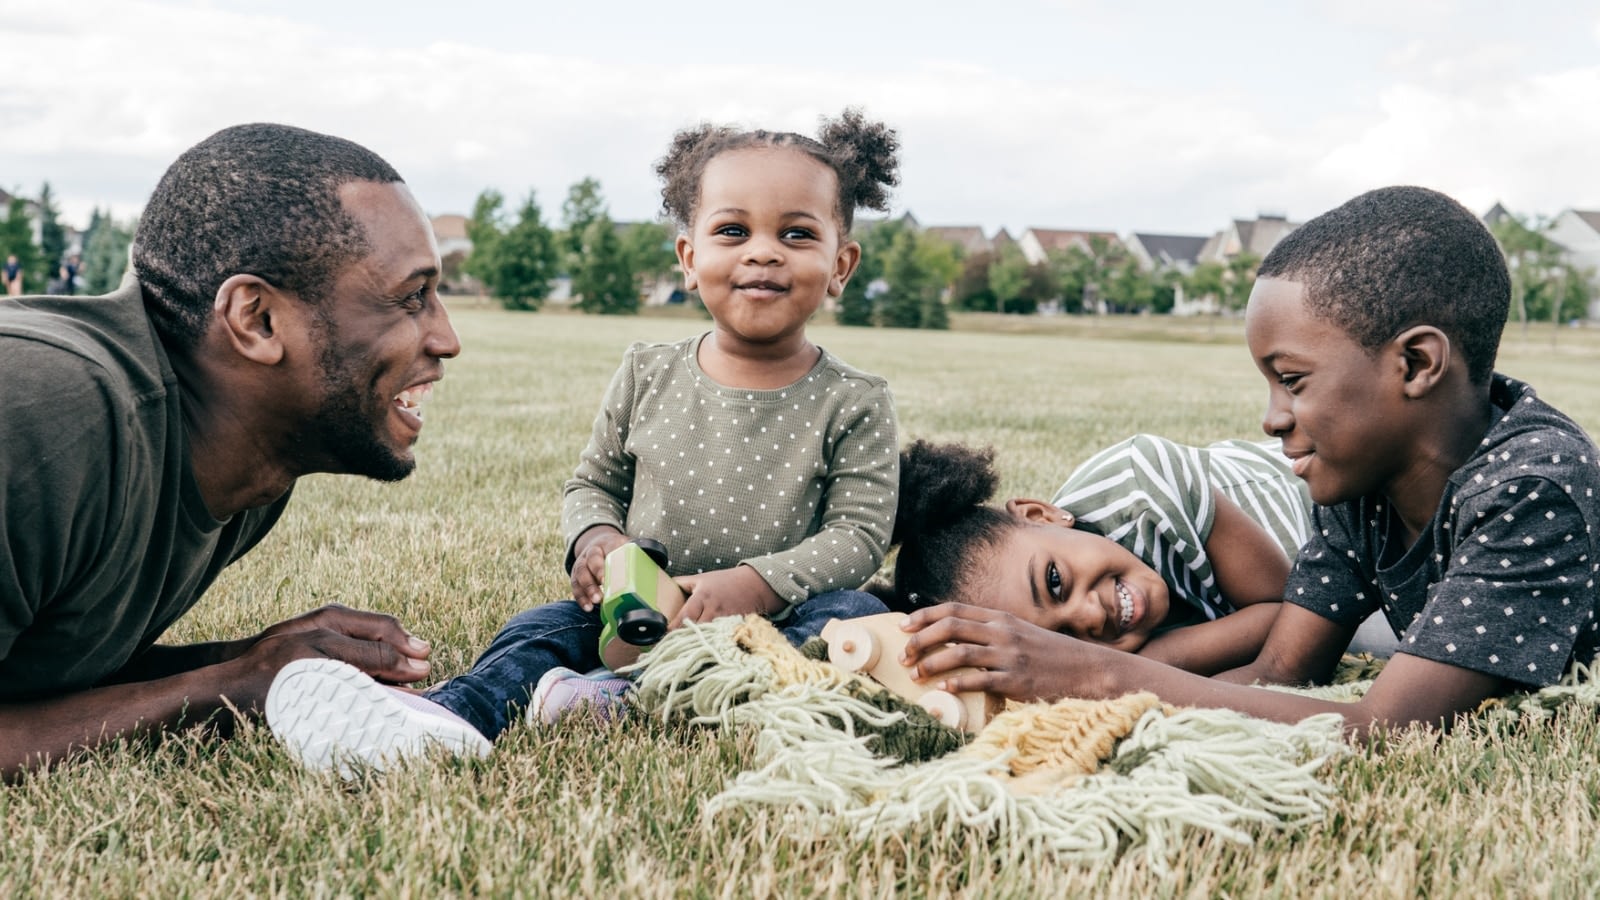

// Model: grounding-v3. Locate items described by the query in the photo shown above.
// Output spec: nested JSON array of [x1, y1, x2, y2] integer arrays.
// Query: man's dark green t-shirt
[[0, 280, 288, 701]]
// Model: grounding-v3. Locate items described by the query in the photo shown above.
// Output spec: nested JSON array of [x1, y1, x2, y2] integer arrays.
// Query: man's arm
[[0, 605, 432, 779]]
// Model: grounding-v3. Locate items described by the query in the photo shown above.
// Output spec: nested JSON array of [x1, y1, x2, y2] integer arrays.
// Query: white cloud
[[3, 0, 1597, 237]]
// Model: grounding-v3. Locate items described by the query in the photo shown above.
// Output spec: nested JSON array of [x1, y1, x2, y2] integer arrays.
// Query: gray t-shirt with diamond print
[[1287, 374, 1600, 687]]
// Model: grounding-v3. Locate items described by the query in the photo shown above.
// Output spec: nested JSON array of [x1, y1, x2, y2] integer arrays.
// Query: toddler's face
[[676, 147, 860, 353], [1245, 278, 1413, 506], [961, 515, 1171, 653]]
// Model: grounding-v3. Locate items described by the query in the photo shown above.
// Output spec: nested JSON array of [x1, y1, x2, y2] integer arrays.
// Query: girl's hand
[[569, 526, 629, 611], [670, 565, 785, 627], [899, 602, 1107, 703]]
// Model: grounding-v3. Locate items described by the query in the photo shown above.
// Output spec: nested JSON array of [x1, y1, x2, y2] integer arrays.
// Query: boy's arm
[[1138, 602, 1283, 675], [899, 603, 1504, 740], [740, 382, 898, 606]]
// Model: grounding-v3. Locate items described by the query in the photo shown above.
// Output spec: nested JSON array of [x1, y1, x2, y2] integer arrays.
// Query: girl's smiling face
[[956, 500, 1172, 652], [676, 147, 860, 357]]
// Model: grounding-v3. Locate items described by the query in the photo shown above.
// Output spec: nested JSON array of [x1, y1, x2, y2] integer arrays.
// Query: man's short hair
[[131, 123, 403, 350], [1257, 185, 1510, 384]]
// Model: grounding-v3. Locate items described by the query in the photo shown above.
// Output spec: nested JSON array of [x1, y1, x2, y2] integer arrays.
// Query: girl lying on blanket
[[883, 435, 1316, 676]]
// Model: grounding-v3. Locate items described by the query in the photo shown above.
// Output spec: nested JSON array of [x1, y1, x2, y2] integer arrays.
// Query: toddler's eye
[[713, 224, 748, 238], [781, 227, 816, 241], [1277, 373, 1303, 390]]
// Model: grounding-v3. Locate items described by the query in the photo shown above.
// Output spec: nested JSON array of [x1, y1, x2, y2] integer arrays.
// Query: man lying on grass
[[0, 124, 461, 778], [897, 186, 1600, 739]]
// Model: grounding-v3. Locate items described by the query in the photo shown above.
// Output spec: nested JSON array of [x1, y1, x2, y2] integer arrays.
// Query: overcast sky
[[3, 0, 1597, 238]]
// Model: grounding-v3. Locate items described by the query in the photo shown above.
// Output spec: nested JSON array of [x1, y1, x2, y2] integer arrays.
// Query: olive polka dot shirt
[[1288, 375, 1600, 687], [562, 335, 899, 607]]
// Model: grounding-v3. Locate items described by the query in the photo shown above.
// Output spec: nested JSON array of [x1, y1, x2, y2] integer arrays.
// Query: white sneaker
[[266, 658, 491, 778]]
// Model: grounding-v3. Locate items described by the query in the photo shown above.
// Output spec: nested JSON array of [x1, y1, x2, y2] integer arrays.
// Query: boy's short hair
[[1257, 185, 1510, 384]]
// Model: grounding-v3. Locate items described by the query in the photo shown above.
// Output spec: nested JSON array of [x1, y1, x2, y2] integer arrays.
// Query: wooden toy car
[[598, 538, 686, 671], [821, 613, 1004, 733]]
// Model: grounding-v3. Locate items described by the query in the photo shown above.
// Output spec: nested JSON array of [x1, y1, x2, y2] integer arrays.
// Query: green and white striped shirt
[[1050, 434, 1311, 622]]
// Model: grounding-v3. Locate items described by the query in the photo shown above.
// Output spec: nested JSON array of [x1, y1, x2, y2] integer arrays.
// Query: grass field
[[5, 307, 1600, 897]]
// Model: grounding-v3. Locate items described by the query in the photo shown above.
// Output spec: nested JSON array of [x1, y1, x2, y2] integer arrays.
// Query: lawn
[[5, 307, 1600, 897]]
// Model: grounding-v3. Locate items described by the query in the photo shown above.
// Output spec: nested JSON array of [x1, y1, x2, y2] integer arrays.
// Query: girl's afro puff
[[655, 107, 899, 234]]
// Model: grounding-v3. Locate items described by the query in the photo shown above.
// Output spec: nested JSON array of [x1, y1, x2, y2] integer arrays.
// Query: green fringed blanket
[[627, 615, 1600, 867]]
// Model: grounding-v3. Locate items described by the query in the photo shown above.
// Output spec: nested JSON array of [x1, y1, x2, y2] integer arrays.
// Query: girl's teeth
[[1116, 581, 1133, 628]]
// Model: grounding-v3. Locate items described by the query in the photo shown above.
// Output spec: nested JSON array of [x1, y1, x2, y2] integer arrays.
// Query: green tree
[[876, 228, 951, 329], [0, 196, 40, 292], [463, 189, 560, 311], [1048, 245, 1092, 314], [80, 213, 134, 294], [621, 220, 679, 299], [573, 215, 637, 315], [463, 188, 507, 288], [560, 177, 606, 268], [37, 182, 66, 284], [1102, 257, 1157, 314], [836, 219, 904, 326], [988, 244, 1029, 312], [1219, 251, 1260, 315], [1491, 214, 1589, 341], [951, 250, 998, 311]]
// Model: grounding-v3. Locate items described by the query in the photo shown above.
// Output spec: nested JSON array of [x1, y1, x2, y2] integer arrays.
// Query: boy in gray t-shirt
[[899, 186, 1600, 740]]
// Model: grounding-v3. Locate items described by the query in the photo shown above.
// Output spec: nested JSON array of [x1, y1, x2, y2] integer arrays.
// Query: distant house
[[991, 228, 1016, 253], [853, 210, 920, 239], [1482, 202, 1515, 228], [922, 225, 991, 257], [1197, 213, 1299, 265], [1125, 231, 1213, 316], [430, 213, 477, 295], [1125, 232, 1208, 274], [1017, 227, 1122, 266], [1546, 209, 1600, 319], [431, 214, 471, 258]]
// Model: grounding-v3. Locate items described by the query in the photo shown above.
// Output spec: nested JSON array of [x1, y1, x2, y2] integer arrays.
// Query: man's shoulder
[[0, 282, 169, 402]]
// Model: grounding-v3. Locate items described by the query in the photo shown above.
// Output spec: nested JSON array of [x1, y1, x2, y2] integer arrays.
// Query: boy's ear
[[675, 234, 698, 291], [1392, 325, 1450, 398], [213, 274, 291, 365], [1004, 498, 1075, 527], [828, 240, 863, 298]]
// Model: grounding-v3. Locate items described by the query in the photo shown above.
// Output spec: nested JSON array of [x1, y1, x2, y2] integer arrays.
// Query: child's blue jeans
[[426, 590, 888, 740]]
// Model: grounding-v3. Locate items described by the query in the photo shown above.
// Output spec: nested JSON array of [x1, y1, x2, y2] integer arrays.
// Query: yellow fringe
[[967, 692, 1165, 781]]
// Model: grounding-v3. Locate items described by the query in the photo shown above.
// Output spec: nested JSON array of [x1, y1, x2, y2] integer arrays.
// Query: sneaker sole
[[266, 658, 491, 778]]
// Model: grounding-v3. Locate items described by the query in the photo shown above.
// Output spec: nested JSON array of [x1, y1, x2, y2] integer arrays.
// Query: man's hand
[[898, 602, 1094, 703], [570, 525, 629, 611], [670, 565, 785, 627]]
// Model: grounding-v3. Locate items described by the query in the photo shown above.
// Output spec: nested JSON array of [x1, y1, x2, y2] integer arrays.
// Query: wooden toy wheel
[[918, 690, 967, 730], [826, 622, 881, 673]]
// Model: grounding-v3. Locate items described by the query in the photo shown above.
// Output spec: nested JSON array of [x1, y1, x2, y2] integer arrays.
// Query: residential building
[[1546, 208, 1600, 319], [1197, 213, 1299, 264], [1017, 227, 1121, 266]]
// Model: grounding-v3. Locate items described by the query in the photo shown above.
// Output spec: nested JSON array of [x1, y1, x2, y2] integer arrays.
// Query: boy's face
[[1245, 278, 1412, 507]]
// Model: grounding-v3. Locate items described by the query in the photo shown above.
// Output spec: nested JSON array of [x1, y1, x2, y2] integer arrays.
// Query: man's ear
[[828, 240, 863, 298], [1003, 497, 1075, 527], [1392, 325, 1450, 398], [214, 274, 290, 365], [675, 234, 698, 292]]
